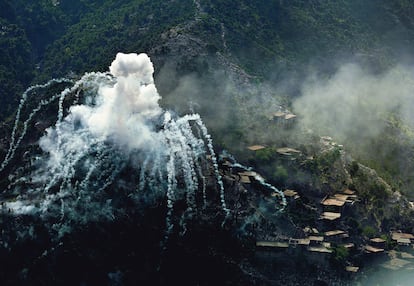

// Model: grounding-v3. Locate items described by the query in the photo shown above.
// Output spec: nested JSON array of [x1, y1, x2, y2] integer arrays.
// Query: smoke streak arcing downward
[[2, 53, 284, 240], [0, 78, 73, 173], [228, 158, 287, 211]]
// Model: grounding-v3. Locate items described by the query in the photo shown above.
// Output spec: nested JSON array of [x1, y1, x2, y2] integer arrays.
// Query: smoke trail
[[192, 115, 231, 216], [165, 134, 177, 237], [0, 78, 72, 172], [222, 152, 287, 212], [1, 53, 237, 242], [138, 155, 151, 191]]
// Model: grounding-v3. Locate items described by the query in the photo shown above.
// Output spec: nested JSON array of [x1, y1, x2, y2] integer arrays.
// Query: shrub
[[349, 161, 359, 177], [273, 165, 288, 185], [362, 225, 377, 238], [332, 245, 349, 264]]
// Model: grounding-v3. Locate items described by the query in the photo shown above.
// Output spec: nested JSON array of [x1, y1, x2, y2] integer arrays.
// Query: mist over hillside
[[2, 1, 414, 285]]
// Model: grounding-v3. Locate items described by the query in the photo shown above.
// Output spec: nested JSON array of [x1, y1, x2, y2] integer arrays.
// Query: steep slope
[[2, 1, 414, 285]]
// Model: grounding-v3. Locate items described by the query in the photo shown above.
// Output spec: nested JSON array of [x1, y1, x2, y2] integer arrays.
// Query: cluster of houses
[[242, 144, 414, 274], [254, 184, 414, 273], [319, 188, 357, 222]]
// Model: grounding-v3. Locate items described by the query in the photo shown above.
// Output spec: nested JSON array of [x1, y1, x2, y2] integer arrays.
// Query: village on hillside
[[219, 132, 414, 277]]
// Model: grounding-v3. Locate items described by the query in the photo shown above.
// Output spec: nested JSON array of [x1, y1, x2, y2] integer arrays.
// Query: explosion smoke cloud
[[1, 52, 287, 242], [0, 54, 207, 221]]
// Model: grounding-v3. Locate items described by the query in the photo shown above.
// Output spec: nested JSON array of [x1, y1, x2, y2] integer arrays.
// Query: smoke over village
[[2, 1, 414, 285]]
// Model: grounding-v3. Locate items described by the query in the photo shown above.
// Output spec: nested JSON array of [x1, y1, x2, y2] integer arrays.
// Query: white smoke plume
[[2, 53, 261, 241], [293, 63, 414, 142], [41, 52, 163, 156]]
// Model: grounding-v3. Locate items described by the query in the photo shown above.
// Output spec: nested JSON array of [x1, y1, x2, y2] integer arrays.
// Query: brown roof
[[276, 147, 301, 156], [240, 175, 251, 184], [391, 232, 414, 241], [370, 237, 386, 243], [343, 189, 356, 195], [320, 212, 341, 220], [365, 245, 385, 253], [247, 145, 266, 151], [325, 230, 346, 237], [333, 194, 349, 201], [284, 189, 298, 197], [321, 198, 346, 207]]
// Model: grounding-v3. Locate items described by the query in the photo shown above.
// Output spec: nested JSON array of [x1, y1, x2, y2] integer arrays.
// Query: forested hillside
[[2, 0, 414, 85], [2, 0, 414, 195], [2, 2, 414, 285]]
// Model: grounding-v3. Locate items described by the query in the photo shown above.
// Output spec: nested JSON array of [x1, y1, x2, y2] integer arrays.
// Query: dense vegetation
[[3, 0, 414, 97], [2, 2, 414, 284], [2, 0, 414, 197]]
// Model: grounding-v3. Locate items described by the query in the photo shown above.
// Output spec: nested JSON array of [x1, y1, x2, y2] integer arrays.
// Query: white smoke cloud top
[[293, 63, 414, 141], [41, 53, 162, 158], [87, 52, 162, 146]]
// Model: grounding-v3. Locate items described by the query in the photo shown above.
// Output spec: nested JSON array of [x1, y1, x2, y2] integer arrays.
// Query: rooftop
[[271, 111, 297, 120], [285, 114, 297, 120], [283, 189, 298, 197], [325, 230, 346, 237], [332, 194, 349, 201], [370, 237, 386, 243], [322, 242, 331, 248], [276, 147, 301, 156], [296, 238, 311, 246], [391, 232, 414, 241], [309, 236, 324, 242], [256, 241, 289, 248], [342, 243, 355, 249], [345, 266, 359, 273], [312, 228, 319, 234], [343, 189, 356, 195], [321, 198, 346, 207], [320, 212, 341, 220], [239, 175, 251, 184], [397, 238, 411, 245], [303, 226, 319, 234], [247, 145, 266, 151], [238, 171, 259, 178], [365, 245, 385, 253]]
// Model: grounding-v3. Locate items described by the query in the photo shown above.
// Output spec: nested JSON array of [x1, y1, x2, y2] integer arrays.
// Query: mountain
[[1, 1, 414, 285]]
